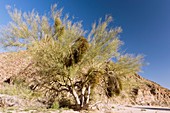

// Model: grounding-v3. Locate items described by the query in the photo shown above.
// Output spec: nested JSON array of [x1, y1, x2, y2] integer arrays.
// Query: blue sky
[[0, 0, 170, 89]]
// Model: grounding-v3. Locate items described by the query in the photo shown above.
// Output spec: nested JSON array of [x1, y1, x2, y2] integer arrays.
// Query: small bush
[[51, 101, 59, 109]]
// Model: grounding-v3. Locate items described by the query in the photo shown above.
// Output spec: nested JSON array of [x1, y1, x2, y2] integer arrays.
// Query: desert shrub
[[0, 4, 144, 110], [51, 101, 60, 109]]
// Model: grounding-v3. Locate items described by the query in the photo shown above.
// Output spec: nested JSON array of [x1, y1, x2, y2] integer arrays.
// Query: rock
[[0, 94, 21, 107], [0, 94, 45, 108]]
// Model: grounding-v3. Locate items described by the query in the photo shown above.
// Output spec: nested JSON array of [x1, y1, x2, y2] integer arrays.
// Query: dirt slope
[[0, 51, 31, 83]]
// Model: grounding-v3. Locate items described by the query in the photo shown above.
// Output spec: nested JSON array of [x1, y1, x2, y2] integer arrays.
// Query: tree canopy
[[0, 4, 144, 109]]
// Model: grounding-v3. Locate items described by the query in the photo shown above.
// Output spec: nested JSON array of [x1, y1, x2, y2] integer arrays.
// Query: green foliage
[[105, 54, 144, 76], [0, 4, 145, 109], [54, 18, 65, 40], [51, 101, 59, 109]]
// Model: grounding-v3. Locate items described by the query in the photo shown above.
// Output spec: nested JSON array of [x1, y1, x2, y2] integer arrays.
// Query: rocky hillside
[[0, 51, 31, 83], [0, 51, 170, 109], [112, 74, 170, 107]]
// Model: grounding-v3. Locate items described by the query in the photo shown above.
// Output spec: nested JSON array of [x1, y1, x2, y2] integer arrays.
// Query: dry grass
[[0, 83, 42, 100]]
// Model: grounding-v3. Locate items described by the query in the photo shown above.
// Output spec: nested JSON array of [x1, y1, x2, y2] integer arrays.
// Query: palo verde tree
[[0, 4, 144, 109]]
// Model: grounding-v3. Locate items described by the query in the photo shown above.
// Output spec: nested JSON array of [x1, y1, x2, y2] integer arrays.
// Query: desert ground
[[0, 104, 170, 113], [111, 104, 170, 113]]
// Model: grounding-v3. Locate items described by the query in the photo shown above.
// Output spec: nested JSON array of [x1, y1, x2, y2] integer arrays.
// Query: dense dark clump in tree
[[106, 75, 122, 97], [65, 36, 89, 67], [72, 36, 89, 64]]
